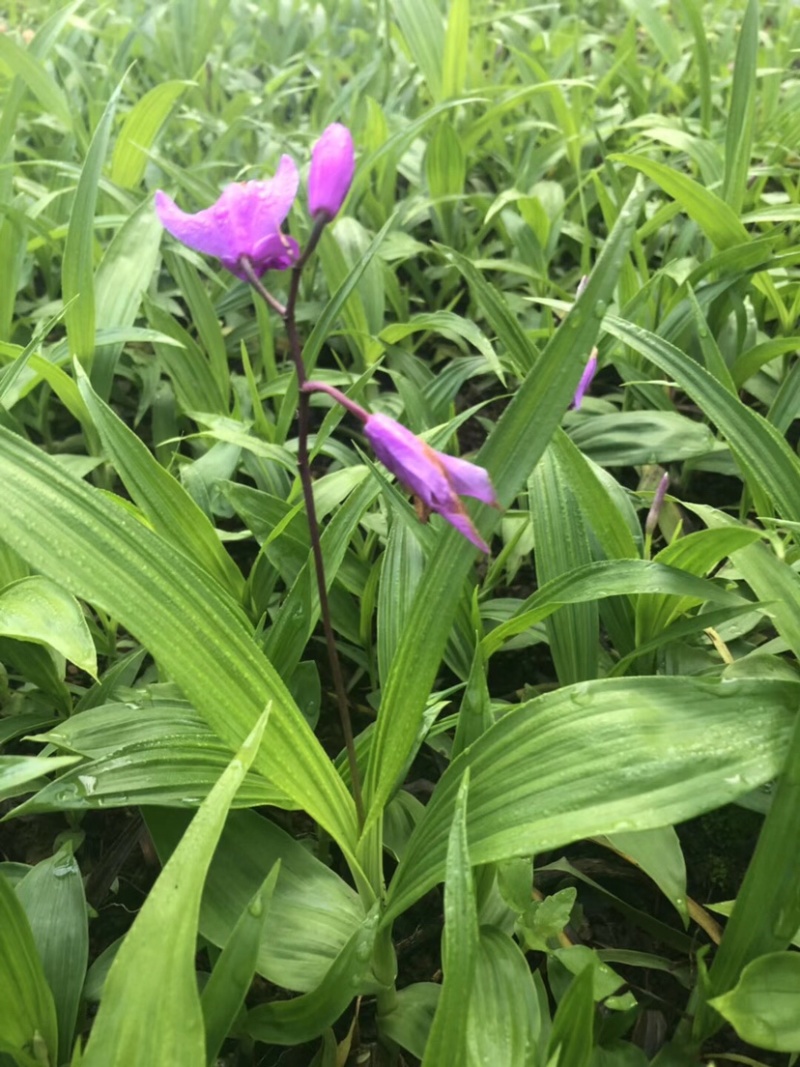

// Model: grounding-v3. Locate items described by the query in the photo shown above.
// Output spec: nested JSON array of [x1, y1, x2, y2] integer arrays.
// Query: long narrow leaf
[[361, 179, 646, 837], [0, 427, 359, 858]]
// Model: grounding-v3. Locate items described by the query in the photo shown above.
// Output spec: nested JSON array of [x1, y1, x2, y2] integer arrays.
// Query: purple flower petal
[[438, 452, 498, 506], [155, 189, 235, 261], [364, 414, 456, 511], [437, 506, 491, 553], [572, 350, 598, 410], [155, 155, 300, 276], [364, 412, 496, 553], [308, 124, 355, 219]]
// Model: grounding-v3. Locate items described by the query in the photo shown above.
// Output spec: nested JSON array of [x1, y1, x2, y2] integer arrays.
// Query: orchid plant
[[156, 126, 500, 819], [2, 4, 799, 1064]]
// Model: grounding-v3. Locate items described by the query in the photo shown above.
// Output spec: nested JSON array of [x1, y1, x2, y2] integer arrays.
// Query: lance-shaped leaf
[[385, 677, 798, 921]]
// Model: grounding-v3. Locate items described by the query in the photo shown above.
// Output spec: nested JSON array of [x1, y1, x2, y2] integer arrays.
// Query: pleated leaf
[[604, 316, 800, 524], [385, 677, 798, 920], [362, 180, 646, 835], [0, 575, 97, 677], [0, 871, 57, 1064], [530, 440, 598, 684], [16, 845, 88, 1065], [0, 426, 358, 856], [110, 80, 191, 189], [465, 927, 540, 1066], [63, 81, 122, 362], [76, 364, 244, 598], [482, 558, 746, 659], [422, 772, 477, 1067], [82, 714, 268, 1067], [202, 864, 280, 1064]]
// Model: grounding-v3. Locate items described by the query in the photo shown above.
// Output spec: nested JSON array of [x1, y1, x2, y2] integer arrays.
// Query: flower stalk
[[239, 251, 366, 829]]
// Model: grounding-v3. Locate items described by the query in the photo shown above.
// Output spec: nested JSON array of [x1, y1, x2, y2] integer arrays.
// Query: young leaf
[[0, 872, 57, 1064], [422, 771, 478, 1066], [82, 713, 269, 1067]]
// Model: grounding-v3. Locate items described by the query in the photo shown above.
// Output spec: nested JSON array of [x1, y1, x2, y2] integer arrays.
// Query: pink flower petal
[[308, 124, 355, 219], [438, 506, 491, 553], [155, 155, 300, 276], [155, 189, 234, 260], [438, 452, 498, 506], [364, 414, 456, 511], [364, 412, 495, 553], [572, 350, 598, 410]]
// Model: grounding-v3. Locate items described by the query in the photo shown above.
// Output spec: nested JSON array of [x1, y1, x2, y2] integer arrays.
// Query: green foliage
[[1, 0, 799, 1062]]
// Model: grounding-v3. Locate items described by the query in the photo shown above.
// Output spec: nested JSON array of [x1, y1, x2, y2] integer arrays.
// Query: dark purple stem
[[239, 248, 366, 828], [302, 380, 369, 423]]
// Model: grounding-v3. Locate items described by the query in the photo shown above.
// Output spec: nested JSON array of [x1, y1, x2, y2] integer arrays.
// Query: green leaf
[[709, 952, 800, 1052], [0, 33, 73, 132], [466, 927, 541, 1065], [445, 247, 536, 377], [604, 316, 800, 524], [362, 180, 646, 836], [380, 311, 502, 384], [0, 575, 97, 677], [442, 0, 470, 99], [422, 771, 477, 1067], [599, 827, 688, 923], [568, 411, 716, 465], [637, 527, 761, 643], [394, 0, 445, 102], [547, 963, 595, 1067], [264, 476, 376, 678], [16, 845, 88, 1065], [164, 253, 229, 405], [385, 677, 797, 920], [148, 808, 365, 994], [92, 200, 165, 398], [111, 81, 192, 189], [76, 364, 244, 599], [15, 700, 287, 814], [519, 887, 578, 952], [243, 906, 380, 1045], [201, 864, 280, 1064], [611, 154, 747, 250], [63, 80, 123, 363], [0, 426, 359, 859], [82, 713, 268, 1067], [530, 440, 598, 684], [0, 871, 57, 1064], [689, 532, 800, 1038], [0, 756, 80, 803], [482, 559, 745, 659], [378, 983, 440, 1061], [721, 0, 758, 213], [377, 518, 426, 686]]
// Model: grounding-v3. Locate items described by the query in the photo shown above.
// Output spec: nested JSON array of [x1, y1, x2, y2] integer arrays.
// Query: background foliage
[[1, 0, 800, 1064]]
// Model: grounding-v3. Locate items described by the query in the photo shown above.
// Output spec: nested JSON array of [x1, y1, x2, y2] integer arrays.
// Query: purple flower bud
[[645, 472, 670, 538], [308, 124, 355, 220], [572, 348, 598, 410], [154, 155, 300, 279], [363, 412, 498, 553]]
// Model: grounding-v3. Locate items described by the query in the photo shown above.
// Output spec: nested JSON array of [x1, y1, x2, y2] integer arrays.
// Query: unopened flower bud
[[308, 124, 354, 220], [645, 472, 670, 538]]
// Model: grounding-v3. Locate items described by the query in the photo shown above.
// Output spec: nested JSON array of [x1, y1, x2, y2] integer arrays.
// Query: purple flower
[[572, 348, 598, 410], [154, 155, 300, 279], [308, 124, 355, 220], [363, 412, 497, 553]]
